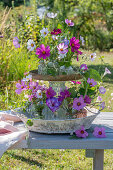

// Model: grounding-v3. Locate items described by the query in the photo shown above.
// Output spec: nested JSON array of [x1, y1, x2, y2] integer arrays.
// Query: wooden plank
[[93, 149, 104, 170]]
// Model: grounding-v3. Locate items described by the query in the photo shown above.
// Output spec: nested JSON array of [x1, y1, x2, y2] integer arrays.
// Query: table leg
[[93, 149, 104, 170]]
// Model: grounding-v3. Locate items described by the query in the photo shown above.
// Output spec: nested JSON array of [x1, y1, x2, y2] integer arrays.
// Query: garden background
[[0, 0, 113, 169]]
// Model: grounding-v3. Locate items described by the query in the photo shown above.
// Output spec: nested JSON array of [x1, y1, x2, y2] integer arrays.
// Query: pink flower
[[87, 78, 97, 87], [46, 87, 56, 98], [65, 19, 74, 26], [93, 127, 106, 138], [57, 43, 68, 54], [76, 81, 81, 84], [13, 37, 20, 48], [51, 29, 62, 35], [59, 89, 71, 101], [99, 86, 106, 94], [75, 126, 88, 138], [36, 44, 50, 59], [80, 64, 88, 71], [73, 96, 86, 111], [84, 95, 91, 104], [15, 81, 26, 94], [70, 37, 80, 52]]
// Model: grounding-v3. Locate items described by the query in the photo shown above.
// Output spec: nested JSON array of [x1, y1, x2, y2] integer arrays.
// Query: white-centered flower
[[36, 90, 42, 99], [47, 12, 57, 18], [90, 52, 96, 61], [27, 39, 36, 51], [40, 27, 49, 37], [80, 36, 85, 46]]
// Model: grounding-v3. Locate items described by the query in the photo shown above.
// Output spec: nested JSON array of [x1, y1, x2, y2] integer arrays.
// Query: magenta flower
[[46, 87, 56, 98], [75, 126, 88, 138], [93, 127, 106, 138], [73, 96, 86, 111], [84, 95, 91, 104], [76, 81, 81, 84], [80, 64, 88, 71], [99, 86, 106, 94], [70, 37, 80, 52], [65, 19, 74, 26], [36, 44, 50, 59], [60, 89, 71, 100], [87, 78, 97, 87], [46, 97, 60, 112], [57, 43, 68, 54], [15, 81, 26, 94], [13, 37, 20, 48], [51, 29, 62, 35]]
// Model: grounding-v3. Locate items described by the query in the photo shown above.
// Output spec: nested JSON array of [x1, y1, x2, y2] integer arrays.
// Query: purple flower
[[73, 97, 86, 111], [93, 127, 106, 138], [84, 95, 91, 104], [75, 126, 88, 138], [80, 64, 88, 71], [51, 29, 62, 35], [99, 86, 106, 94], [36, 44, 50, 59], [13, 37, 20, 48], [103, 67, 111, 77], [15, 81, 26, 94], [99, 102, 105, 110], [96, 96, 103, 102], [70, 37, 80, 52], [65, 19, 74, 26], [46, 87, 56, 98], [87, 78, 97, 87], [60, 89, 71, 100], [46, 97, 60, 112], [57, 43, 68, 54]]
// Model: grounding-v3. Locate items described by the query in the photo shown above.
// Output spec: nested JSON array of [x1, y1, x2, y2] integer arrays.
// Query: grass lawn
[[0, 51, 113, 169]]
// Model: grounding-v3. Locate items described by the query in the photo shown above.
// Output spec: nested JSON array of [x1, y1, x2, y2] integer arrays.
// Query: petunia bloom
[[27, 39, 36, 51], [80, 64, 88, 71], [93, 127, 106, 138], [13, 37, 20, 48], [65, 19, 74, 26], [73, 96, 86, 111], [36, 44, 50, 59], [87, 78, 97, 87], [51, 29, 62, 35], [84, 95, 91, 104], [46, 87, 56, 98], [75, 126, 88, 138], [46, 97, 60, 112], [99, 86, 106, 94]]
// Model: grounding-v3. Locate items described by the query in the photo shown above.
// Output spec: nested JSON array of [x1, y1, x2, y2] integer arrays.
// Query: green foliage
[[84, 69, 101, 82]]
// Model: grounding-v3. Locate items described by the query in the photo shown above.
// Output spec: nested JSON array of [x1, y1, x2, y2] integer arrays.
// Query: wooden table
[[9, 112, 113, 170]]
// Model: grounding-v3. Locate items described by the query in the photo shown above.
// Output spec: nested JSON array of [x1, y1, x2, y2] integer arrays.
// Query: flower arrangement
[[14, 13, 111, 121]]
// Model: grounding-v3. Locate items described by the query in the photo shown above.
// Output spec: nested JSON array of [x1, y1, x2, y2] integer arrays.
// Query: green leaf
[[84, 69, 101, 82], [68, 87, 77, 98], [27, 119, 33, 126]]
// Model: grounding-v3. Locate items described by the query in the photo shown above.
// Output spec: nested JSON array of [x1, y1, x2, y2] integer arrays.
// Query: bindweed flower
[[36, 90, 43, 99], [47, 12, 57, 18], [46, 97, 60, 112], [40, 27, 49, 37], [65, 19, 74, 26], [93, 127, 106, 138], [46, 87, 56, 98], [90, 53, 96, 61], [99, 86, 106, 94], [57, 43, 68, 55], [80, 64, 88, 71], [84, 95, 91, 104], [73, 96, 86, 111], [75, 126, 88, 138], [27, 39, 36, 51], [51, 29, 62, 35], [96, 96, 103, 102], [13, 37, 20, 48], [103, 67, 111, 77], [87, 78, 97, 87], [36, 44, 50, 59]]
